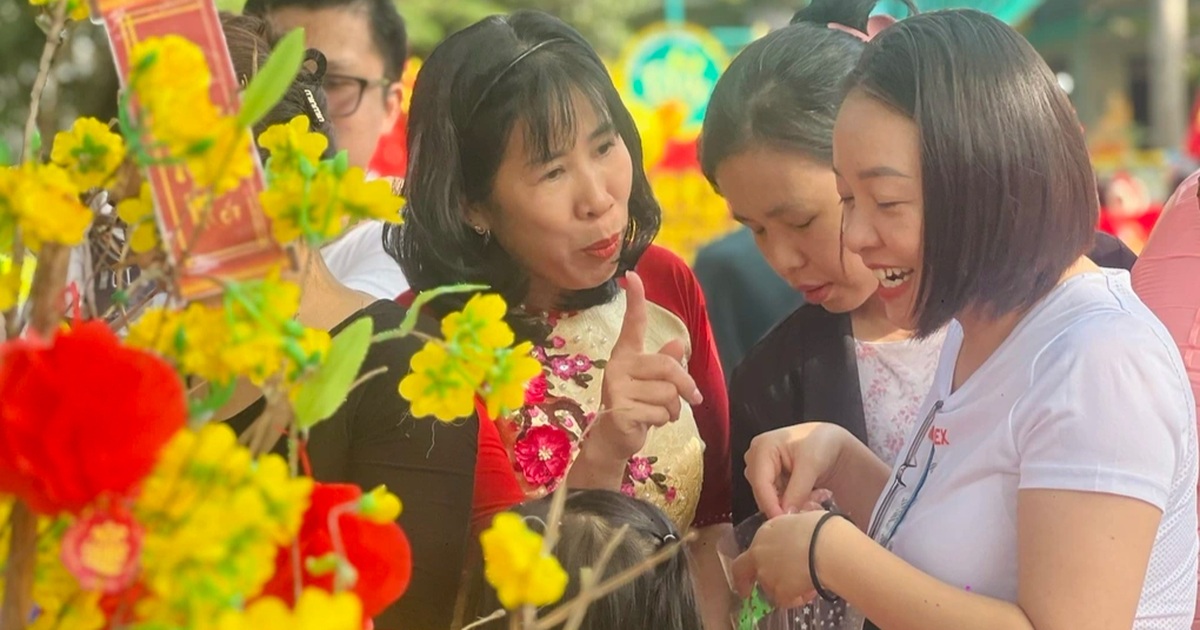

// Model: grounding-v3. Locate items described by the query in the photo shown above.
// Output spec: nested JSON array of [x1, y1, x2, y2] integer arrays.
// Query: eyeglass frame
[[867, 399, 945, 549], [322, 72, 394, 118]]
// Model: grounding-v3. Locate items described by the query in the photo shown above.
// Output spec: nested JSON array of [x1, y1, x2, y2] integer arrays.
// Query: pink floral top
[[497, 293, 708, 529], [854, 329, 948, 465]]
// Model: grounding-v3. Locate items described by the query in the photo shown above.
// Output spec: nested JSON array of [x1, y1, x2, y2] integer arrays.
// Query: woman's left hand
[[731, 511, 828, 609]]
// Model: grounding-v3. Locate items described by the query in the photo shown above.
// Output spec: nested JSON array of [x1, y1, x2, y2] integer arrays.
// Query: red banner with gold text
[[93, 0, 287, 299]]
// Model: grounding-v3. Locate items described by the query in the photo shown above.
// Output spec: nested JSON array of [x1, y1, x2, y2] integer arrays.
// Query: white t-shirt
[[868, 270, 1198, 626], [320, 220, 408, 299]]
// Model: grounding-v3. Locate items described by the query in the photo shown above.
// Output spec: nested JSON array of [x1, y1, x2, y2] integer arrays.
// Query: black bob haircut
[[700, 0, 917, 188], [383, 10, 660, 342], [473, 490, 703, 630], [843, 9, 1097, 337], [243, 0, 408, 81]]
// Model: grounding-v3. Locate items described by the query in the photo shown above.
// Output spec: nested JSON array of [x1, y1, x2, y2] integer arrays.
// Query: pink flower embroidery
[[628, 457, 653, 482], [620, 481, 636, 497], [551, 336, 566, 349], [665, 487, 678, 504], [524, 373, 548, 406], [513, 424, 572, 487], [570, 354, 593, 371], [549, 356, 575, 379]]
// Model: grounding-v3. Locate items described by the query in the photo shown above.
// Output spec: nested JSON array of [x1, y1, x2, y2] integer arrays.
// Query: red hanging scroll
[[92, 0, 288, 299]]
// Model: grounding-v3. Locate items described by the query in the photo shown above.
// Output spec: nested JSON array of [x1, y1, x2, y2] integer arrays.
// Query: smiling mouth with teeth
[[874, 267, 914, 289]]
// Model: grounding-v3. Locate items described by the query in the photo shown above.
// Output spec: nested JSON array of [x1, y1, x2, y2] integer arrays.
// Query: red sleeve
[[636, 245, 732, 527]]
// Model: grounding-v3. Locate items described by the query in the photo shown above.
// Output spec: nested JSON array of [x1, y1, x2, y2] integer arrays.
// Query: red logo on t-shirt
[[928, 426, 950, 446]]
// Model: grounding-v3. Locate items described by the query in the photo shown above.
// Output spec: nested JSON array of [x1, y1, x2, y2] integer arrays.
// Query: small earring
[[472, 224, 491, 244]]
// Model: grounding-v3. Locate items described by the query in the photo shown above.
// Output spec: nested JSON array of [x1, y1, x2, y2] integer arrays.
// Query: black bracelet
[[809, 510, 845, 602]]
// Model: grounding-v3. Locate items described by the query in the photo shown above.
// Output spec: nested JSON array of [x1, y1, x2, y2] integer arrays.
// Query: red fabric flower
[[524, 373, 548, 407], [60, 508, 143, 593], [262, 483, 412, 620], [0, 321, 186, 515], [513, 424, 571, 487]]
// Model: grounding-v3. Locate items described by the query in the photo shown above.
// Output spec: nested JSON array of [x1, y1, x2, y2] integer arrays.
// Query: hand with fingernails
[[570, 271, 704, 488]]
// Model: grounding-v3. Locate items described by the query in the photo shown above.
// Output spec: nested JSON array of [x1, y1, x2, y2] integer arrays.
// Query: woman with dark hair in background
[[701, 0, 1136, 525], [475, 490, 704, 630], [212, 14, 477, 630], [733, 10, 1196, 629], [385, 10, 732, 627]]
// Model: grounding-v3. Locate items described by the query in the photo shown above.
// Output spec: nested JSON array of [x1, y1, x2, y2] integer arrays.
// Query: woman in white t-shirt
[[732, 10, 1198, 630]]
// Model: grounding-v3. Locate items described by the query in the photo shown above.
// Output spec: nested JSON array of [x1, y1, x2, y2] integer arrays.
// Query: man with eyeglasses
[[244, 0, 410, 299]]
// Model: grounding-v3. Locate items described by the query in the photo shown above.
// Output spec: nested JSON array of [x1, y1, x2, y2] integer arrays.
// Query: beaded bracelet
[[809, 510, 846, 603]]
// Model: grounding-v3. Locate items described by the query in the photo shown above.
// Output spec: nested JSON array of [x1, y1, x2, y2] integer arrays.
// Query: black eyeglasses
[[322, 73, 393, 118], [867, 399, 944, 549]]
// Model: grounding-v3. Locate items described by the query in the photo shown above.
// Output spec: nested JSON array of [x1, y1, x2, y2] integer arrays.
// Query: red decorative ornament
[[0, 321, 187, 515], [512, 424, 571, 487], [262, 483, 411, 620], [60, 508, 143, 593]]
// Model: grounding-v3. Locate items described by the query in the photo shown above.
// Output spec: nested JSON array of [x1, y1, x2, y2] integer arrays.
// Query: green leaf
[[385, 283, 490, 341], [293, 317, 374, 430], [30, 129, 41, 156], [188, 380, 237, 426], [236, 27, 306, 129], [0, 142, 11, 166]]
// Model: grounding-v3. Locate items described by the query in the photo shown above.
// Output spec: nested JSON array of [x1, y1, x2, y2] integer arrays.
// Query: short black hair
[[243, 0, 408, 80], [844, 9, 1097, 337], [475, 490, 702, 630], [700, 0, 918, 189], [383, 11, 660, 342]]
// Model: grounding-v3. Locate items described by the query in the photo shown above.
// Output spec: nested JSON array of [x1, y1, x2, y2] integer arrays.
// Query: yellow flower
[[0, 261, 19, 309], [398, 341, 478, 422], [130, 36, 213, 109], [50, 117, 126, 191], [27, 0, 89, 20], [218, 590, 362, 630], [259, 169, 340, 244], [480, 512, 568, 610], [360, 485, 403, 523], [185, 117, 254, 196], [336, 167, 402, 223], [10, 164, 93, 251], [441, 293, 514, 350], [132, 424, 315, 627], [482, 342, 542, 418], [116, 182, 159, 253], [258, 115, 328, 171]]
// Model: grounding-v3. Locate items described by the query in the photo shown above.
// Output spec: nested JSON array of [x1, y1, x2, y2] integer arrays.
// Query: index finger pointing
[[613, 271, 647, 356]]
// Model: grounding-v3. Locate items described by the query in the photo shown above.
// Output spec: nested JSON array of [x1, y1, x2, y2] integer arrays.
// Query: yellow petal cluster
[[115, 182, 160, 253], [0, 163, 93, 252], [216, 589, 362, 630], [480, 512, 568, 610], [257, 115, 402, 245], [133, 424, 313, 627], [27, 0, 90, 20], [50, 117, 127, 191], [125, 277, 330, 386], [399, 294, 540, 422], [129, 36, 253, 195]]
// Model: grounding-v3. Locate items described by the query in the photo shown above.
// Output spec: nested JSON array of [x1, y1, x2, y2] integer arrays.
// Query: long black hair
[[384, 11, 660, 342], [700, 0, 917, 186], [843, 9, 1098, 337], [474, 490, 702, 630]]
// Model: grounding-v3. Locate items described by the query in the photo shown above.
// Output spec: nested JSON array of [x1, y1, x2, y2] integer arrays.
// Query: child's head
[[479, 490, 703, 630]]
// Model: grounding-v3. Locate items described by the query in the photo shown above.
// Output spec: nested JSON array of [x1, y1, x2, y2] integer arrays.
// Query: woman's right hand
[[744, 422, 856, 518], [574, 271, 702, 487]]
